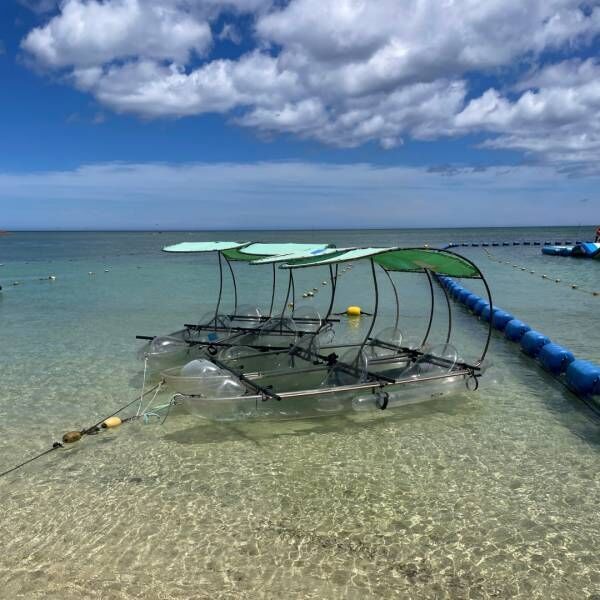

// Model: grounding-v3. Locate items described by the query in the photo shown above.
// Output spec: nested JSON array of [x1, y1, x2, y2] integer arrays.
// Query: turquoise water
[[1, 228, 599, 599]]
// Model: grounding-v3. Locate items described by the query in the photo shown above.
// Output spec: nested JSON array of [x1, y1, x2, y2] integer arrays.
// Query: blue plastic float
[[480, 305, 493, 322], [473, 299, 488, 316], [520, 330, 551, 357], [492, 309, 514, 331], [538, 343, 575, 375], [466, 294, 480, 310], [504, 319, 531, 342], [460, 291, 474, 304], [566, 360, 600, 396]]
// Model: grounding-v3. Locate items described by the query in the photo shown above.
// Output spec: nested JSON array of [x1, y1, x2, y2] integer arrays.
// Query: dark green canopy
[[282, 247, 480, 278]]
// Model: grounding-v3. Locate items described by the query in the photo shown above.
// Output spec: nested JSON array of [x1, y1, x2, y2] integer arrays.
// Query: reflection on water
[[1, 229, 600, 598]]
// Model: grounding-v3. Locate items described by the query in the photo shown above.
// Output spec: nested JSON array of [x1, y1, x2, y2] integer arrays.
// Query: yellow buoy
[[102, 416, 122, 429], [346, 306, 361, 317]]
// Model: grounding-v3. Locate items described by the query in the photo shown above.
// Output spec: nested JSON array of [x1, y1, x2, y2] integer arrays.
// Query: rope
[[0, 444, 64, 479], [140, 380, 163, 418], [482, 247, 600, 298], [0, 382, 161, 480], [136, 356, 148, 417]]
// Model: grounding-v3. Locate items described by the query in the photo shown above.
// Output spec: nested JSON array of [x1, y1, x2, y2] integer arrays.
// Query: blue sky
[[1, 0, 600, 229]]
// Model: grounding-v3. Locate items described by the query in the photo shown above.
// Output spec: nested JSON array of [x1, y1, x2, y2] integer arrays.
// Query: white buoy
[[48, 275, 56, 281]]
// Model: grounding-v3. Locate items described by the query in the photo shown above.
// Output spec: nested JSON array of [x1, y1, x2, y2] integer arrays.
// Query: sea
[[1, 227, 599, 599]]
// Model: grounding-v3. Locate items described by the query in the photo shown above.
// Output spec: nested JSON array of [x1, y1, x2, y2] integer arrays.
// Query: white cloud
[[453, 59, 600, 173], [22, 0, 212, 67], [19, 0, 600, 169], [2, 161, 599, 229]]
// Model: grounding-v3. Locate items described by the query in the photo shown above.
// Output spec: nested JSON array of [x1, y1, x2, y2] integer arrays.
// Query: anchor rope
[[136, 356, 149, 417], [0, 382, 162, 480], [140, 380, 164, 418]]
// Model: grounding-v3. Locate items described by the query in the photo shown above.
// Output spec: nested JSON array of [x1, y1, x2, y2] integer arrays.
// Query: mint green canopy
[[163, 241, 331, 261], [251, 246, 343, 264], [163, 241, 247, 253], [282, 247, 479, 278], [223, 243, 331, 262]]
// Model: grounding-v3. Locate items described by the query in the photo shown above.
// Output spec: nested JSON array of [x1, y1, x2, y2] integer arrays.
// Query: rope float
[[482, 247, 600, 298], [447, 239, 580, 248]]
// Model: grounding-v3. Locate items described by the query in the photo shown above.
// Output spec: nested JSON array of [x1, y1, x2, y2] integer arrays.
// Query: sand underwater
[[1, 228, 599, 599]]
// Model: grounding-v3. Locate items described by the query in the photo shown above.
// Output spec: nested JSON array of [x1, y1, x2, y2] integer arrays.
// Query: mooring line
[[0, 382, 162, 480]]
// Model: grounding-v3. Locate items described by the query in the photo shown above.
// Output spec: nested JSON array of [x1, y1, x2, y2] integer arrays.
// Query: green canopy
[[374, 248, 478, 277], [282, 247, 479, 278]]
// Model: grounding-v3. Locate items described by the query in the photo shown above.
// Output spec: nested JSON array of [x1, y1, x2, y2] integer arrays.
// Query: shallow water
[[1, 228, 599, 599]]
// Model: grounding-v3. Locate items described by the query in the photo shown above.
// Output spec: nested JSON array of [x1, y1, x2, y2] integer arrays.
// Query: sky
[[1, 0, 600, 229]]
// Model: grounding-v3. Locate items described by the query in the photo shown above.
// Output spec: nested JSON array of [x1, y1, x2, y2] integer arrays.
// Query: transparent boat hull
[[177, 364, 471, 422]]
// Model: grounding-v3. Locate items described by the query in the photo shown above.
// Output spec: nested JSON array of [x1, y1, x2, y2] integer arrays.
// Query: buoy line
[[436, 267, 600, 418], [0, 382, 165, 480], [482, 248, 600, 298]]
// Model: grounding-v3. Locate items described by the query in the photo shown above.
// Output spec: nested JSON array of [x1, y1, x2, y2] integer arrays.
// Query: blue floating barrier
[[466, 294, 481, 310], [538, 343, 575, 375], [521, 330, 551, 357], [461, 243, 469, 247], [575, 240, 582, 244], [504, 319, 531, 342], [544, 241, 551, 245], [564, 241, 572, 244], [555, 241, 563, 245], [451, 287, 464, 300], [523, 241, 530, 245], [471, 243, 479, 247], [492, 309, 514, 331], [473, 299, 488, 316], [513, 241, 521, 245], [502, 242, 510, 246], [566, 360, 600, 396], [533, 241, 541, 245], [492, 242, 499, 246], [482, 242, 489, 247]]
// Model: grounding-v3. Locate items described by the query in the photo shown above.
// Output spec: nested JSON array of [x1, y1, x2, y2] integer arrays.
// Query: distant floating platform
[[542, 242, 600, 258]]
